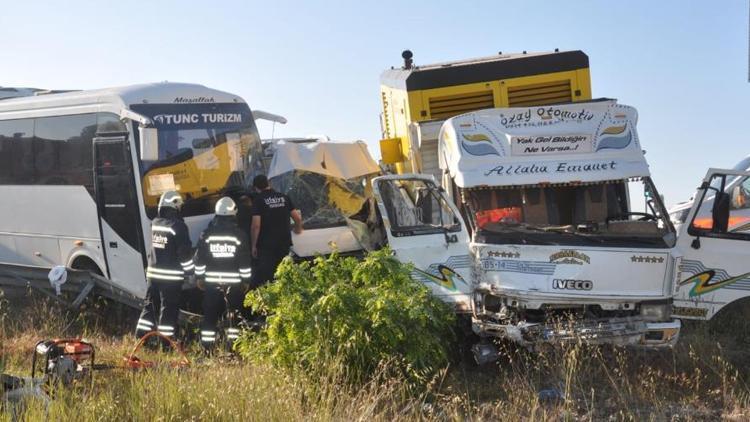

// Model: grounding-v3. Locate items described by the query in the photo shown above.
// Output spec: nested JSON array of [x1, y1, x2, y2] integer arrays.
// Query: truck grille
[[507, 80, 572, 107], [428, 91, 494, 120]]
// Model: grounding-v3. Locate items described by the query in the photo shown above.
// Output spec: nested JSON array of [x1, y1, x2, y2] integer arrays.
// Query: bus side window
[[0, 119, 34, 184], [34, 114, 97, 192]]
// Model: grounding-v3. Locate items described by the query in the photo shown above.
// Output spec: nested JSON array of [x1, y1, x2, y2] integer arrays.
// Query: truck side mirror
[[139, 126, 159, 161], [712, 191, 730, 233]]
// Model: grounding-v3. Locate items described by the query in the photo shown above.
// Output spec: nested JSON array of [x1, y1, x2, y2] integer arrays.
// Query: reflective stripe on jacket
[[146, 211, 193, 283], [193, 216, 252, 285]]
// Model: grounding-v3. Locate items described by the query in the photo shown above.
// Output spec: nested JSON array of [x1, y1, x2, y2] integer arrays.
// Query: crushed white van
[[264, 139, 381, 258], [372, 100, 682, 347]]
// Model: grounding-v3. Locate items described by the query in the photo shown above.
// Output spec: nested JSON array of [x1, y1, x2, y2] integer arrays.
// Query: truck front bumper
[[472, 317, 681, 348]]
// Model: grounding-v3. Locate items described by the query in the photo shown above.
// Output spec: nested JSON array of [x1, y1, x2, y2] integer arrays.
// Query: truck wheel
[[706, 296, 750, 347]]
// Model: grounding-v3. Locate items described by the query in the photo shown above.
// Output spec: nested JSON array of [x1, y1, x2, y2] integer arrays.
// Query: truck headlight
[[640, 303, 671, 321]]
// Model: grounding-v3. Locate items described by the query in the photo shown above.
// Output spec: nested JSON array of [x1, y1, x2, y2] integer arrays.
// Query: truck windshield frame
[[377, 178, 462, 237], [463, 177, 675, 248], [129, 103, 263, 218]]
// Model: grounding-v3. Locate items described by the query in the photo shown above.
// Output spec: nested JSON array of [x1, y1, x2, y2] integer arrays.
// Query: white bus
[[0, 82, 264, 300]]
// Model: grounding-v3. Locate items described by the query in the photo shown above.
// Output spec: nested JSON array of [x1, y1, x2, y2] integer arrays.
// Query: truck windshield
[[130, 103, 264, 218], [464, 178, 674, 247]]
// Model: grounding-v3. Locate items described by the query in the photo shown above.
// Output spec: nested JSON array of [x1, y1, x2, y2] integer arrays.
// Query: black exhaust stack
[[402, 50, 413, 70]]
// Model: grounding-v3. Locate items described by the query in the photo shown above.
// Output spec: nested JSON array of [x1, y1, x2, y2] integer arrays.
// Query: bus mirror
[[192, 138, 212, 149], [139, 126, 159, 161]]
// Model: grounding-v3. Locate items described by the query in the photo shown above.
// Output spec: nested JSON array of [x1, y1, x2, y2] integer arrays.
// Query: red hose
[[123, 332, 190, 369]]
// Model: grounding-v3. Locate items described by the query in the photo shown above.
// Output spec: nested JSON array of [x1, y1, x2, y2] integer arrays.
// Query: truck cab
[[373, 100, 682, 347], [673, 168, 750, 320]]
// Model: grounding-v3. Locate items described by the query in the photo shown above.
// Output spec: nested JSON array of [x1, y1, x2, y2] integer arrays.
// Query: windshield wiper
[[482, 222, 610, 245], [481, 224, 559, 245], [495, 223, 606, 245], [540, 226, 605, 244]]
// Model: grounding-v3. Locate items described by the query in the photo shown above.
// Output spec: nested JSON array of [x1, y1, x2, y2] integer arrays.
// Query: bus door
[[93, 135, 147, 298]]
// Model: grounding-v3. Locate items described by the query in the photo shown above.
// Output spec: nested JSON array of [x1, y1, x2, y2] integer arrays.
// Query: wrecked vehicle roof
[[268, 140, 380, 180]]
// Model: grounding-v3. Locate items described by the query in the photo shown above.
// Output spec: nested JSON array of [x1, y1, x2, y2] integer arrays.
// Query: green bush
[[238, 248, 456, 383]]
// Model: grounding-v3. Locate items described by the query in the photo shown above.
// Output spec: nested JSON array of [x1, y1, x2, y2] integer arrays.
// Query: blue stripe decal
[[481, 258, 556, 275]]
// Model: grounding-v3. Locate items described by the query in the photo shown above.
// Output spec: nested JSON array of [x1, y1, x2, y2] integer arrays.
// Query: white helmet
[[215, 197, 238, 216], [158, 191, 184, 212]]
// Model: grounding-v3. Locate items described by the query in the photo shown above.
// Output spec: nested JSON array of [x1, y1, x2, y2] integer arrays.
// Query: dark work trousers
[[200, 284, 247, 350], [251, 248, 290, 289], [136, 281, 182, 341]]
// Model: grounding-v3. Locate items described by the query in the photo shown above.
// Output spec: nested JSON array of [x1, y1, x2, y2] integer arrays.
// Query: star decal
[[630, 255, 665, 264], [488, 251, 520, 259]]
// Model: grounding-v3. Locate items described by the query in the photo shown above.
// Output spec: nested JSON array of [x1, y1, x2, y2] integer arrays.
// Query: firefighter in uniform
[[193, 197, 253, 350], [250, 175, 303, 288], [136, 191, 194, 342]]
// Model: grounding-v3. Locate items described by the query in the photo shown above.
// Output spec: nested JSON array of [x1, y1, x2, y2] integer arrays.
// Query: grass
[[2, 290, 750, 421]]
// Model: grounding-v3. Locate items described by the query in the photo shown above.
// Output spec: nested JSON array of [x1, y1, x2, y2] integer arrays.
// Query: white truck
[[370, 100, 684, 348]]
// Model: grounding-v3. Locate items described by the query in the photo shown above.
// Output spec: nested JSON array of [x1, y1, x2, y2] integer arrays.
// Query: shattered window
[[376, 178, 460, 235], [270, 171, 368, 229]]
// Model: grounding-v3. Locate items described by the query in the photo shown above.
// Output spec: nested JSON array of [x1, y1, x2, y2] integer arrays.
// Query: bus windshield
[[130, 103, 263, 218]]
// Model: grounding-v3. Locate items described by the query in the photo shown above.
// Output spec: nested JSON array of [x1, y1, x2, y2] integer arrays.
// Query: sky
[[1, 0, 748, 207]]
